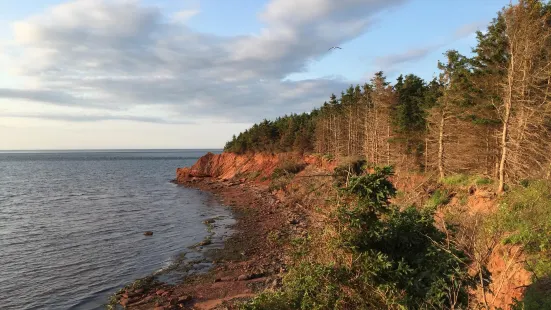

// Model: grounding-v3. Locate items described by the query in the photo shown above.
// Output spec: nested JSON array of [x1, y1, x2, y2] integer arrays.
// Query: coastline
[[107, 149, 534, 309], [114, 176, 303, 310]]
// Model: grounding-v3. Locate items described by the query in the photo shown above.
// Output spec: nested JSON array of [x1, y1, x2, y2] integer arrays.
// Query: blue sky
[[0, 0, 510, 149]]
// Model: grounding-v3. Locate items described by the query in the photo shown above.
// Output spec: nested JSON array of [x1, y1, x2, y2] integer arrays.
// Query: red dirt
[[483, 245, 531, 309]]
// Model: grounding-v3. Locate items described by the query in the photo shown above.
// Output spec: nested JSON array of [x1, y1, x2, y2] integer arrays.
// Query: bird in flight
[[328, 46, 342, 51]]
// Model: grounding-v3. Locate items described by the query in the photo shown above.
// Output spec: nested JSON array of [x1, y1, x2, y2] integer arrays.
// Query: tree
[[370, 71, 397, 166], [496, 0, 551, 192], [430, 50, 474, 179], [393, 74, 428, 170]]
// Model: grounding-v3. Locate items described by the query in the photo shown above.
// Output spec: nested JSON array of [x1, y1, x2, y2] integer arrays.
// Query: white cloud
[[371, 20, 489, 73], [374, 46, 437, 69], [454, 20, 487, 39], [172, 9, 200, 23], [0, 0, 408, 126]]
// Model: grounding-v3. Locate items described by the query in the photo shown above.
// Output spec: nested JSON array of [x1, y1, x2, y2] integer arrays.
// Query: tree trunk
[[425, 137, 428, 173], [348, 107, 352, 156], [498, 100, 511, 193], [387, 123, 391, 166], [438, 110, 446, 180], [374, 104, 379, 165], [365, 104, 371, 161], [498, 51, 514, 193]]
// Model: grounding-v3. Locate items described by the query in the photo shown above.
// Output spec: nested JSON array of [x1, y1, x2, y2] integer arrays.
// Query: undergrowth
[[488, 181, 551, 279], [485, 181, 551, 309], [242, 166, 474, 310], [272, 160, 306, 179], [425, 189, 451, 209], [441, 174, 493, 187]]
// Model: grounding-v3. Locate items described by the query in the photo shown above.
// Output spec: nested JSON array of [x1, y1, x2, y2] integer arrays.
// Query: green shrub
[[272, 161, 306, 179], [247, 171, 261, 180], [442, 174, 471, 186], [475, 177, 493, 185], [242, 263, 350, 310], [511, 278, 551, 310], [487, 181, 551, 279], [244, 166, 474, 310], [336, 168, 474, 309], [269, 175, 292, 191], [425, 189, 451, 209], [333, 156, 368, 187]]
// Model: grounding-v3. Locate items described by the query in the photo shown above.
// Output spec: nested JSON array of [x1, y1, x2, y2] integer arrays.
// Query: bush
[[475, 177, 493, 185], [442, 174, 471, 186], [272, 160, 306, 179], [242, 263, 348, 310], [425, 189, 451, 209], [333, 156, 368, 187], [244, 166, 474, 310], [336, 168, 474, 309], [487, 181, 551, 279], [269, 175, 293, 192], [441, 174, 493, 187], [512, 278, 551, 310]]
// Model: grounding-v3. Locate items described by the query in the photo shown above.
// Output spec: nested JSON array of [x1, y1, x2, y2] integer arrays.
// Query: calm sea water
[[0, 149, 231, 310]]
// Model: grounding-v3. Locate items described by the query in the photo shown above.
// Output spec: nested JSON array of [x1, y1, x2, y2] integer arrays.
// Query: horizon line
[[0, 148, 224, 152]]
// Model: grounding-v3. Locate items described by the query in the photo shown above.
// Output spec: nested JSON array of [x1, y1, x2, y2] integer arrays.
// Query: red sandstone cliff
[[175, 152, 335, 183]]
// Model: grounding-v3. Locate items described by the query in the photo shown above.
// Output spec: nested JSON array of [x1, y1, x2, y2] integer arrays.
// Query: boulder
[[178, 295, 192, 303]]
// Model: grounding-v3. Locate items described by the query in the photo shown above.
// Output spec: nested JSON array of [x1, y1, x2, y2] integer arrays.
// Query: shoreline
[[116, 176, 301, 310]]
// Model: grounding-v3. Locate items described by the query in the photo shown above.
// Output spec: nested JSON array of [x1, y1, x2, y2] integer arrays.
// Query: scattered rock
[[198, 239, 212, 246], [143, 295, 154, 302], [249, 272, 265, 279], [144, 231, 153, 236], [237, 274, 250, 281], [120, 298, 129, 307], [156, 289, 167, 296]]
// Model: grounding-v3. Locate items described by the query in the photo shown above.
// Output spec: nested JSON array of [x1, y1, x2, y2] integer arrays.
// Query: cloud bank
[[0, 0, 407, 123]]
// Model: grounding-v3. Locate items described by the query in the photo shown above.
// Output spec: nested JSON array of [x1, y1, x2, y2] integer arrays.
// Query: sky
[[0, 0, 510, 150]]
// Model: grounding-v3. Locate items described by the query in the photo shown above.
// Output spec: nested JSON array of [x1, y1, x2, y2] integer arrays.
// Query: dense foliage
[[474, 180, 551, 309], [224, 113, 316, 154], [225, 0, 551, 189], [243, 167, 474, 310]]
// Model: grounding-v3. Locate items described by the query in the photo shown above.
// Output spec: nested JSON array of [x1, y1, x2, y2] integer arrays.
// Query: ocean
[[0, 149, 232, 310]]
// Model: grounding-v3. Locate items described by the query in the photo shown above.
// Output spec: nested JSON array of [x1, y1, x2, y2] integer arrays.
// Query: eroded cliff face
[[176, 152, 336, 183], [176, 152, 279, 182]]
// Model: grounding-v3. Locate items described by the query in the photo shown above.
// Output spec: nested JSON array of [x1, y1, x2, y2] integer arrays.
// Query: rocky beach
[[112, 152, 323, 309]]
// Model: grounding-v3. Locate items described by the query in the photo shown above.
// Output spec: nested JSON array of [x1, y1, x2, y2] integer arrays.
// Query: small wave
[[0, 151, 232, 310]]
